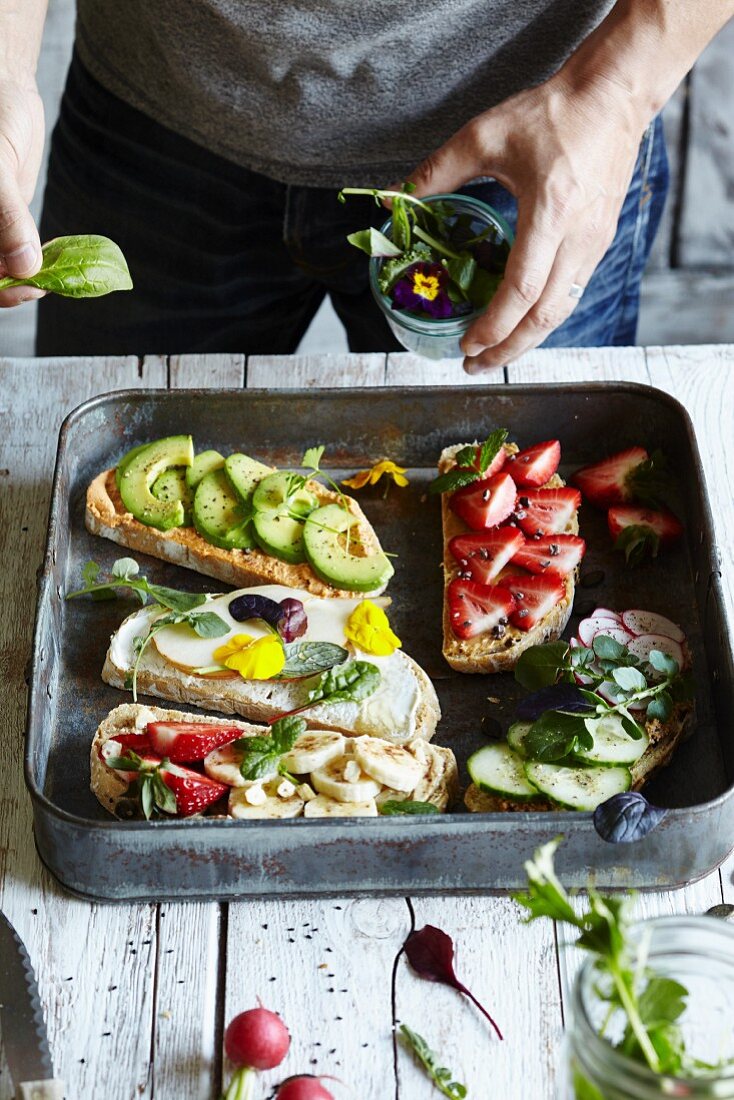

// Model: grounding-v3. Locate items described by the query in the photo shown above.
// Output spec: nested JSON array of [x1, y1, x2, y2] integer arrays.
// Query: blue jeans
[[37, 52, 668, 356]]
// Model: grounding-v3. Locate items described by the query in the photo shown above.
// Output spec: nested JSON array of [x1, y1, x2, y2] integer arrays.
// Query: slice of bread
[[440, 443, 578, 673], [86, 467, 389, 597], [102, 607, 441, 745], [464, 701, 693, 813], [91, 703, 458, 818]]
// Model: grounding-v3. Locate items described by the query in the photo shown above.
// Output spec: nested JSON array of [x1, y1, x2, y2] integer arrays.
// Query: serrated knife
[[0, 911, 64, 1099]]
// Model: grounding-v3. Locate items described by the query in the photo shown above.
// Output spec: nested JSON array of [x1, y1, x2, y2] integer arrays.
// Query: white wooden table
[[0, 346, 732, 1100]]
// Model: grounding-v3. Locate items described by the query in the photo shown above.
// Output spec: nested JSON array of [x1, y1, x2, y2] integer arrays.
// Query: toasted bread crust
[[86, 468, 389, 597], [440, 443, 578, 673], [464, 701, 694, 813]]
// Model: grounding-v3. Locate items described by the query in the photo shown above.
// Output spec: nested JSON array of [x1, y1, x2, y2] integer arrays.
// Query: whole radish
[[276, 1076, 336, 1100], [222, 1006, 290, 1100]]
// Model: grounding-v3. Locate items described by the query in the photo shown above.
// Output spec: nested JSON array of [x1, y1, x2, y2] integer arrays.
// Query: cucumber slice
[[467, 743, 541, 802], [252, 510, 307, 564], [303, 503, 394, 593], [253, 471, 317, 518], [193, 468, 255, 549], [572, 714, 649, 767], [115, 442, 152, 490], [186, 449, 225, 489], [506, 721, 532, 757], [225, 453, 271, 501], [524, 761, 631, 811], [152, 466, 194, 526]]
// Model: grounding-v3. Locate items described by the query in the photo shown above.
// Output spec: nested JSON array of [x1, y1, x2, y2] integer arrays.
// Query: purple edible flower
[[391, 262, 454, 319]]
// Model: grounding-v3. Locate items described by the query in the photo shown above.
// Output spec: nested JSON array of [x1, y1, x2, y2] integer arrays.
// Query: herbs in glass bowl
[[338, 185, 512, 360]]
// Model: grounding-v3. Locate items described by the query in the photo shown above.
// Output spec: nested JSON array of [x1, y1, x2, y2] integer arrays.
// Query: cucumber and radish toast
[[431, 429, 584, 674], [92, 704, 458, 820], [86, 437, 394, 597], [465, 608, 694, 813], [67, 559, 441, 745]]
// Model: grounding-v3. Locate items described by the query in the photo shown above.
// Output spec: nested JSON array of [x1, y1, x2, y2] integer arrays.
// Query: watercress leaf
[[514, 642, 569, 690], [307, 660, 380, 706], [379, 800, 440, 816], [478, 428, 508, 474], [570, 645, 595, 668], [646, 691, 673, 723], [445, 252, 476, 294], [593, 634, 627, 661], [188, 611, 230, 639], [648, 649, 678, 677], [612, 666, 648, 693], [524, 711, 587, 762], [112, 557, 140, 580], [427, 466, 481, 495], [593, 791, 668, 843], [275, 641, 349, 679], [346, 227, 401, 257], [145, 584, 207, 612], [82, 560, 101, 585], [302, 444, 325, 471], [516, 684, 595, 721], [0, 235, 133, 297]]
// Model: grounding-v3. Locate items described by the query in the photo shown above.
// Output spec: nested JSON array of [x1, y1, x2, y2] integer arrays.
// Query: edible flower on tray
[[342, 458, 409, 490], [345, 600, 402, 656], [213, 633, 285, 679]]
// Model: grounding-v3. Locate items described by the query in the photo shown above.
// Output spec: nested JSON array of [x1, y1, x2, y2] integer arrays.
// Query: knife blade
[[0, 911, 64, 1099]]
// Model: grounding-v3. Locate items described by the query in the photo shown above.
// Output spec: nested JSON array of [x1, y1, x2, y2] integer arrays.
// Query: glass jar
[[560, 917, 734, 1100], [368, 192, 513, 360]]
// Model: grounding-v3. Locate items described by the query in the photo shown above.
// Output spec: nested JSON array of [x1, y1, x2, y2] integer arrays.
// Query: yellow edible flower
[[345, 600, 402, 656], [212, 632, 285, 680], [342, 459, 409, 490]]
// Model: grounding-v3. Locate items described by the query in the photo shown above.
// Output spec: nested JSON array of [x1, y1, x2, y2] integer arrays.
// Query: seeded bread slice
[[464, 701, 693, 813], [86, 467, 389, 598], [440, 443, 579, 673]]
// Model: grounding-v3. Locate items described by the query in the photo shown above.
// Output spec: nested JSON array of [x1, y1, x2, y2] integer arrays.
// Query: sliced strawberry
[[447, 578, 514, 640], [450, 472, 517, 531], [502, 573, 566, 631], [147, 721, 242, 762], [514, 487, 581, 537], [571, 447, 649, 508], [114, 730, 153, 754], [469, 443, 507, 477], [507, 440, 561, 488], [510, 533, 586, 576], [449, 528, 525, 584], [160, 763, 229, 817], [607, 505, 683, 564]]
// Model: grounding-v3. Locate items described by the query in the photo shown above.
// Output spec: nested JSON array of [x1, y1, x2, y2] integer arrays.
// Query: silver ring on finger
[[568, 282, 585, 300]]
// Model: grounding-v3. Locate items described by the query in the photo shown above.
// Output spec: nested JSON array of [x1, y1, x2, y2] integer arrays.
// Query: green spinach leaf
[[0, 235, 132, 297]]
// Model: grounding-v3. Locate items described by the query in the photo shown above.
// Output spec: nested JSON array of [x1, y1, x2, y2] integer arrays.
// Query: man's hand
[[404, 73, 646, 372], [0, 77, 45, 308]]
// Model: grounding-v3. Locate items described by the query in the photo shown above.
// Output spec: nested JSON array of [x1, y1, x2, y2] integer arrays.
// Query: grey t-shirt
[[76, 0, 612, 188]]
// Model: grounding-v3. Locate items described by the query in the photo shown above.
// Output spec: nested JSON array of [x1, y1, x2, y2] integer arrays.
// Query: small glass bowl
[[368, 192, 513, 360]]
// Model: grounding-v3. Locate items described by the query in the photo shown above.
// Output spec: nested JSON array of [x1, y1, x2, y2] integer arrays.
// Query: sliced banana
[[229, 778, 305, 819], [310, 755, 382, 803], [204, 743, 248, 787], [352, 735, 425, 791], [304, 794, 378, 818], [410, 743, 458, 812], [281, 730, 345, 774]]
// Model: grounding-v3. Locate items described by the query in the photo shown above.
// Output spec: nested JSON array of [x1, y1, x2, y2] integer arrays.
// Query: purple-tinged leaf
[[593, 791, 667, 844], [278, 598, 308, 642], [403, 925, 503, 1040], [516, 684, 594, 721], [229, 593, 283, 625]]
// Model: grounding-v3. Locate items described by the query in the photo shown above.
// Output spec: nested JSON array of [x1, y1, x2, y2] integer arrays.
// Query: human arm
[[403, 1, 734, 371], [0, 0, 48, 308]]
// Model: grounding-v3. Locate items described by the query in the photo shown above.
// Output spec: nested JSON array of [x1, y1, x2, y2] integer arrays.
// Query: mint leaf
[[478, 428, 508, 474], [379, 800, 440, 816], [454, 444, 477, 468], [427, 466, 483, 496], [514, 642, 569, 690], [276, 641, 349, 679], [235, 717, 306, 781]]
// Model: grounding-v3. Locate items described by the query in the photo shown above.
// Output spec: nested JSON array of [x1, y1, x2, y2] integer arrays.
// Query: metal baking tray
[[25, 385, 734, 900]]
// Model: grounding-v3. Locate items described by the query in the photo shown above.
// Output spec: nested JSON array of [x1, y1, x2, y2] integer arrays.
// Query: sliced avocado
[[193, 468, 255, 549], [186, 449, 225, 490], [303, 504, 394, 592], [252, 511, 307, 564], [225, 453, 271, 501], [115, 442, 153, 490], [252, 471, 317, 519], [118, 435, 194, 530], [152, 466, 194, 526]]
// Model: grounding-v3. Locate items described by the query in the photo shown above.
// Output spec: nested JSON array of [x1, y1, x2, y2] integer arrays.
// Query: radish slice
[[627, 633, 684, 673], [621, 610, 685, 643], [591, 625, 634, 646], [597, 681, 645, 712], [592, 608, 622, 623], [578, 619, 603, 646]]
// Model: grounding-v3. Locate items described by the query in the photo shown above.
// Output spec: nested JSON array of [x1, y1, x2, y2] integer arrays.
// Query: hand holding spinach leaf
[[0, 235, 132, 297]]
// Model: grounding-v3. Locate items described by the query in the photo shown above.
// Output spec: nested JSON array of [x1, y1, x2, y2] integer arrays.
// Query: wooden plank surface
[[247, 354, 386, 388], [0, 348, 732, 1100]]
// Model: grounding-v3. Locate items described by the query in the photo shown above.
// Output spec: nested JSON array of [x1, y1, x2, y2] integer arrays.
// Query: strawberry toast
[[433, 431, 584, 673]]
